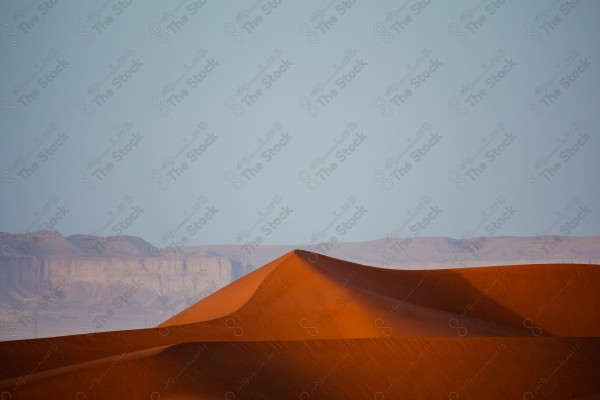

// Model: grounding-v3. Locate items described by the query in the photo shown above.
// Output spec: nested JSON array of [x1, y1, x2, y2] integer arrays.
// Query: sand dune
[[0, 250, 599, 399], [3, 231, 600, 340]]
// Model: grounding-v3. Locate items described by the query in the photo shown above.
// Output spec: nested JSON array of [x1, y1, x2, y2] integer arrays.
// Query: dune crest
[[0, 250, 599, 399], [158, 251, 290, 327]]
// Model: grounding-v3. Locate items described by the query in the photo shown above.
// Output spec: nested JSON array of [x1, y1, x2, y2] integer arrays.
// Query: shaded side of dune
[[0, 251, 599, 400], [0, 253, 599, 381], [2, 337, 599, 400], [293, 251, 600, 337]]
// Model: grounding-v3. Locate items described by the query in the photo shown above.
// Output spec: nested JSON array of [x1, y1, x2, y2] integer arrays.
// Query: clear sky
[[1, 1, 599, 247]]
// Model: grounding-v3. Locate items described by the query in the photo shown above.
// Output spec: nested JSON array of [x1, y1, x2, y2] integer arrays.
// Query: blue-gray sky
[[1, 0, 599, 247]]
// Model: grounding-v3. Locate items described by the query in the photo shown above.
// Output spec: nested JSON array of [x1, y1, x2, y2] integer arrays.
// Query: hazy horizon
[[2, 1, 599, 246]]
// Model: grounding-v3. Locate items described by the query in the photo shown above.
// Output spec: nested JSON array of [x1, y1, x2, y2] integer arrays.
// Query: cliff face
[[0, 232, 243, 340], [1, 231, 599, 340], [0, 254, 235, 339], [1, 255, 232, 303]]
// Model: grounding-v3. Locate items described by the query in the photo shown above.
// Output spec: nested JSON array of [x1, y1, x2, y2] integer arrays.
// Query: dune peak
[[0, 252, 599, 399]]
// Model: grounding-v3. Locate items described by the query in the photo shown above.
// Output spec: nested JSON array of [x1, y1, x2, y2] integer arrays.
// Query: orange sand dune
[[0, 250, 599, 399]]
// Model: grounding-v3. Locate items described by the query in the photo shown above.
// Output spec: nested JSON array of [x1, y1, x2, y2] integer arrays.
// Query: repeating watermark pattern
[[374, 122, 441, 189], [234, 195, 293, 255], [463, 195, 516, 239], [522, 121, 589, 190], [75, 48, 142, 116], [373, 345, 434, 397], [75, 244, 96, 264], [447, 0, 508, 43], [522, 269, 582, 340], [299, 49, 366, 115], [30, 198, 69, 232], [444, 270, 511, 336], [150, 122, 217, 189], [90, 195, 144, 236], [299, 269, 357, 338], [523, 343, 582, 399], [537, 195, 591, 237], [144, 242, 175, 267], [448, 122, 515, 190], [299, 0, 359, 43], [237, 344, 281, 391], [373, 271, 431, 337], [149, 0, 209, 42], [164, 275, 203, 312], [443, 196, 514, 265], [388, 195, 440, 239], [2, 342, 58, 398], [298, 342, 362, 398], [536, 352, 596, 399], [0, 243, 22, 264], [522, 49, 589, 116], [373, 49, 440, 117], [376, 195, 441, 259], [233, 269, 293, 326], [150, 49, 217, 116], [159, 195, 218, 250], [1, 3, 599, 381], [74, 343, 134, 398], [374, 343, 440, 399], [447, 236, 489, 266], [186, 279, 217, 306], [1, 0, 61, 43], [309, 195, 367, 253], [1, 49, 67, 115], [76, 272, 143, 334], [2, 122, 69, 190], [76, 0, 135, 43], [225, 48, 291, 116], [448, 343, 507, 398], [0, 198, 65, 259], [222, 243, 246, 265], [448, 49, 515, 117], [224, 0, 284, 43], [299, 122, 366, 188], [74, 122, 142, 190], [221, 343, 283, 399], [521, 234, 563, 262], [373, 1, 435, 43], [522, 0, 584, 43], [6, 276, 68, 338], [522, 196, 592, 260], [0, 319, 20, 338], [372, 242, 394, 265], [225, 122, 292, 189], [77, 234, 119, 255]]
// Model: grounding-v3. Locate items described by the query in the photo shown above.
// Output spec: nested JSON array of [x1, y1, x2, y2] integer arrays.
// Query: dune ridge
[[3, 231, 600, 340], [0, 250, 599, 399]]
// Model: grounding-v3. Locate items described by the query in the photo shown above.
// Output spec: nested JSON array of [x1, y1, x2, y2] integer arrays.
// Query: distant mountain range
[[1, 231, 599, 340]]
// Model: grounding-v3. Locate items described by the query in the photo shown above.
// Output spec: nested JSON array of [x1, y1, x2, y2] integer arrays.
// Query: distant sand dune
[[0, 250, 599, 399]]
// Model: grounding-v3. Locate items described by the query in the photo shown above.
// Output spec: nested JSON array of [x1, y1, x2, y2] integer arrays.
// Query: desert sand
[[0, 250, 599, 399], [3, 231, 600, 340]]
